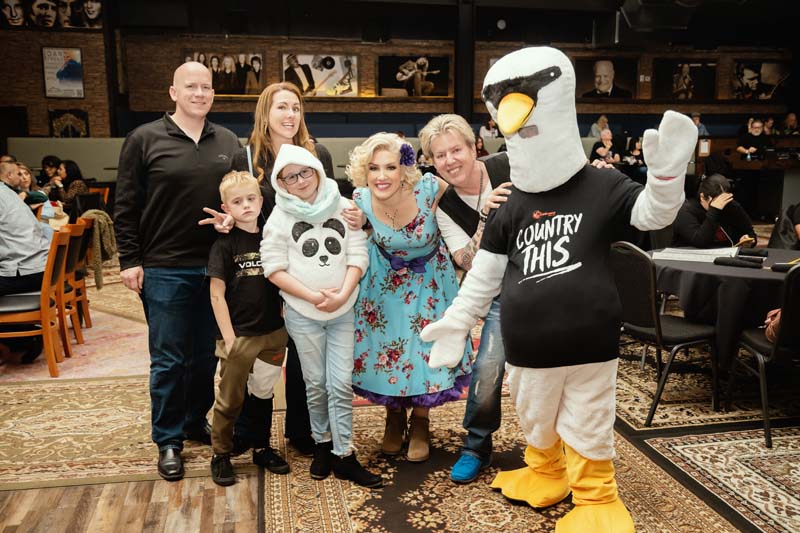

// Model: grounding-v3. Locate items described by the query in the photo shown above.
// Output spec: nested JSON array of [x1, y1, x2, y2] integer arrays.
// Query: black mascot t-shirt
[[207, 226, 284, 339], [481, 165, 643, 368]]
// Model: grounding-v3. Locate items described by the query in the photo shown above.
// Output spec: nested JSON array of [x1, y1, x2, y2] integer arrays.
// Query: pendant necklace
[[385, 207, 399, 231], [475, 165, 485, 213]]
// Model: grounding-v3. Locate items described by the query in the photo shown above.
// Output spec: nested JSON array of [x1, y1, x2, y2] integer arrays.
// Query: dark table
[[653, 248, 798, 371]]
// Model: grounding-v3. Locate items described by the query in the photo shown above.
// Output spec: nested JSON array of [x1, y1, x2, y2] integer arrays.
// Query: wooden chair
[[33, 204, 44, 220], [728, 264, 800, 447], [609, 241, 718, 426], [0, 231, 70, 377], [72, 217, 95, 328], [61, 223, 87, 345], [88, 186, 110, 205]]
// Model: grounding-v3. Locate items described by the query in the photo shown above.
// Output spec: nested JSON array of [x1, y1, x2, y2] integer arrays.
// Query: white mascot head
[[482, 47, 587, 193]]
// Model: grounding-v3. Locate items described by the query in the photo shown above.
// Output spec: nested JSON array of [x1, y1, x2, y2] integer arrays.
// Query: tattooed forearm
[[453, 220, 485, 271]]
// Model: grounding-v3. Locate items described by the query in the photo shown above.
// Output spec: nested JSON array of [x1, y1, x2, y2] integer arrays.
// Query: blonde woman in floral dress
[[346, 132, 472, 462]]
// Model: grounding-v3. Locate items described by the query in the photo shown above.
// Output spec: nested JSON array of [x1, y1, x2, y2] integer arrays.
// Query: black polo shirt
[[115, 114, 241, 270]]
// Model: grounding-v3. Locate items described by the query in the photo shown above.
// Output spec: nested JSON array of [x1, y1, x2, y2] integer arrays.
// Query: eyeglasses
[[279, 167, 315, 185]]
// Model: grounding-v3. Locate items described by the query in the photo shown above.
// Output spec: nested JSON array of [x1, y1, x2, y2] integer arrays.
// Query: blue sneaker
[[450, 453, 491, 484]]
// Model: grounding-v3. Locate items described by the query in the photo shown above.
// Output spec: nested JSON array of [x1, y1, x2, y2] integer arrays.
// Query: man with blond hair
[[419, 114, 511, 483], [115, 62, 241, 481]]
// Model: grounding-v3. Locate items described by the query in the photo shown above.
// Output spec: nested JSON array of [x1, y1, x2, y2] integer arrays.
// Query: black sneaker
[[333, 453, 383, 488], [211, 454, 236, 486], [310, 441, 333, 480], [253, 447, 290, 475]]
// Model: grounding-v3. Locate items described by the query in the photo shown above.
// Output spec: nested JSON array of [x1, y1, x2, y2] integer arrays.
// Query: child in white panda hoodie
[[260, 144, 381, 488]]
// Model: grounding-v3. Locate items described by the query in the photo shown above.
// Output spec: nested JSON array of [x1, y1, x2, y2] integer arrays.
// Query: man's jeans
[[141, 267, 217, 451], [462, 297, 505, 459], [283, 305, 355, 457]]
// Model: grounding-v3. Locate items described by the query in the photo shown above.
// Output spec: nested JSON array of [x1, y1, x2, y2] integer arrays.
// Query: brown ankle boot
[[407, 415, 430, 462], [382, 408, 407, 455]]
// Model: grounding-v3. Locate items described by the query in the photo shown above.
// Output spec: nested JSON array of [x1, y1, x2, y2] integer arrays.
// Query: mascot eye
[[325, 237, 342, 255], [302, 239, 319, 257]]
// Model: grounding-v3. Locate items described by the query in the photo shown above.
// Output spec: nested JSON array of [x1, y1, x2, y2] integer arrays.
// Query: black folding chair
[[69, 193, 105, 223], [609, 241, 718, 426], [728, 264, 800, 448]]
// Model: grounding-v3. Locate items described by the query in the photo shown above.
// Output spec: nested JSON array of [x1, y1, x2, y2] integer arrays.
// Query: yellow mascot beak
[[497, 93, 535, 136]]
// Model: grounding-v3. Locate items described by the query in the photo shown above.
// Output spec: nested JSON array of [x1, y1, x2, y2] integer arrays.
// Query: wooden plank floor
[[0, 473, 260, 533]]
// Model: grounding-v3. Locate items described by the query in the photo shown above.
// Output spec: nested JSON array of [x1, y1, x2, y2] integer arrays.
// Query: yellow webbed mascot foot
[[490, 441, 570, 508], [422, 46, 698, 533]]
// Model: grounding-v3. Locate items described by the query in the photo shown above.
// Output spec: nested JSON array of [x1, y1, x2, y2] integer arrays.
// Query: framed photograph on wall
[[2, 0, 104, 30], [730, 61, 790, 100], [42, 47, 84, 98], [653, 59, 716, 100], [377, 55, 450, 97], [281, 53, 358, 97], [575, 58, 637, 99], [181, 51, 264, 96]]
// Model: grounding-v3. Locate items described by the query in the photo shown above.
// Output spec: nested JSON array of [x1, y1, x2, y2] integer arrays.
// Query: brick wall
[[0, 30, 110, 136]]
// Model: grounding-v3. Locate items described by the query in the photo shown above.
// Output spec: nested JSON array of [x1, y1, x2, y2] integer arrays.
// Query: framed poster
[[653, 59, 717, 100], [731, 61, 790, 100], [281, 53, 358, 97], [42, 47, 84, 98], [377, 55, 450, 97], [182, 51, 264, 96], [575, 58, 637, 99]]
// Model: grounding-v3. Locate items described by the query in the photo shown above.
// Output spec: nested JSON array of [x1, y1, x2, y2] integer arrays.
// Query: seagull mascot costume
[[421, 47, 696, 532]]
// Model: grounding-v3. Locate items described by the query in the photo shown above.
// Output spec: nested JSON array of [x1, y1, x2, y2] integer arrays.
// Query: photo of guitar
[[283, 53, 359, 97]]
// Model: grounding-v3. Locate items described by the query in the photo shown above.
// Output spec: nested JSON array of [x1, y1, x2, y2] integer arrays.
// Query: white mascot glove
[[420, 312, 473, 369], [631, 110, 698, 231], [421, 251, 507, 368], [642, 110, 698, 179]]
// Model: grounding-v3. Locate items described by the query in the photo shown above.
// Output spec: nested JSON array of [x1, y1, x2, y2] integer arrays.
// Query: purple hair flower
[[399, 143, 416, 166]]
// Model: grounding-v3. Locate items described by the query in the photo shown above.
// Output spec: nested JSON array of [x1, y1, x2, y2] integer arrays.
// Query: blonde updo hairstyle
[[346, 132, 422, 188]]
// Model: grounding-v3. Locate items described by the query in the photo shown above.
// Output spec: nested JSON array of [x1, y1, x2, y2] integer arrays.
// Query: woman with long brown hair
[[202, 82, 335, 462]]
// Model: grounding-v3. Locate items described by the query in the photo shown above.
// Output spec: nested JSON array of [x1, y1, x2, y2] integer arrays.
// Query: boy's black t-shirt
[[207, 226, 284, 338], [480, 165, 643, 368]]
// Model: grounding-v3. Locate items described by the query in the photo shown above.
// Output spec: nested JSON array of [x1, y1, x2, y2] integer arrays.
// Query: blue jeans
[[462, 297, 505, 459], [141, 267, 218, 450], [283, 305, 355, 457]]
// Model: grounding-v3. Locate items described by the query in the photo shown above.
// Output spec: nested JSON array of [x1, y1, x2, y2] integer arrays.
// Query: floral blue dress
[[352, 174, 473, 408]]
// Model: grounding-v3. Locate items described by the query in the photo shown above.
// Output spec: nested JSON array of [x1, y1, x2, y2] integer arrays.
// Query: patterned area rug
[[0, 376, 256, 490], [647, 427, 800, 533], [87, 282, 146, 323], [264, 398, 737, 533], [615, 341, 800, 430]]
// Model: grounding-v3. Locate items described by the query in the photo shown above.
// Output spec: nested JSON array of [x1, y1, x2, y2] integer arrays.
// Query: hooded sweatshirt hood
[[270, 144, 341, 223]]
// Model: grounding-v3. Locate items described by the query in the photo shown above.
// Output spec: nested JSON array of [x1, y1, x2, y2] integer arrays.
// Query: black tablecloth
[[653, 248, 798, 369]]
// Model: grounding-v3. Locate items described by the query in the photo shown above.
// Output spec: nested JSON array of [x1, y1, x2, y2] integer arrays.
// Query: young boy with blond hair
[[207, 170, 289, 486]]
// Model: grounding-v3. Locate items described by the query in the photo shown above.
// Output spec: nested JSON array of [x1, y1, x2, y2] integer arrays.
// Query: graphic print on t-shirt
[[234, 251, 263, 278], [516, 210, 583, 284]]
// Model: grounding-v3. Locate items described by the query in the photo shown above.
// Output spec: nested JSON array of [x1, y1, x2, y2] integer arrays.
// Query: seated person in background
[[622, 137, 647, 182], [783, 112, 799, 135], [673, 173, 756, 248], [590, 128, 621, 164], [17, 163, 49, 208], [475, 136, 489, 158], [736, 118, 772, 159], [588, 114, 609, 137], [50, 159, 89, 209], [479, 118, 499, 139], [38, 155, 61, 188], [0, 173, 51, 296]]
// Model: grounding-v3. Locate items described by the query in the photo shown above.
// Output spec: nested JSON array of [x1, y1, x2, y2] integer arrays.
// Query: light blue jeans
[[462, 297, 505, 459], [283, 305, 355, 457]]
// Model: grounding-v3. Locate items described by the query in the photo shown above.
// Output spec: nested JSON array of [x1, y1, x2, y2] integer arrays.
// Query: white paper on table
[[652, 247, 738, 263]]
